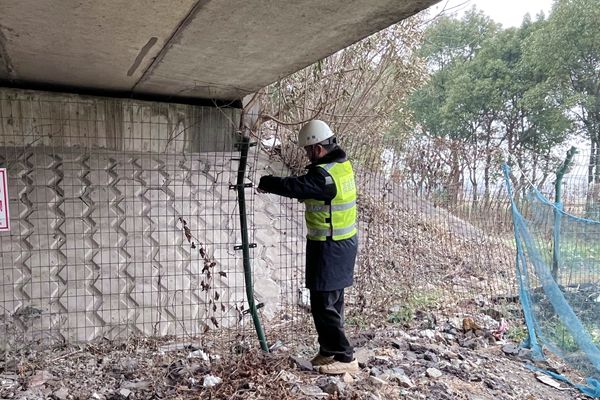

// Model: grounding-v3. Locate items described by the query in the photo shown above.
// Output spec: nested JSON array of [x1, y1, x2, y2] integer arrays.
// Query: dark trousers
[[310, 289, 353, 362]]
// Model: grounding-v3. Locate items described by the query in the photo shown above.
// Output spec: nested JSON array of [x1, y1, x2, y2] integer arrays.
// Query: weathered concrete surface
[[0, 1, 196, 90], [0, 88, 239, 152], [0, 88, 305, 346], [0, 0, 440, 100]]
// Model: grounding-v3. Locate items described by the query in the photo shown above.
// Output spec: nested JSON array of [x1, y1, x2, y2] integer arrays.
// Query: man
[[258, 120, 359, 375]]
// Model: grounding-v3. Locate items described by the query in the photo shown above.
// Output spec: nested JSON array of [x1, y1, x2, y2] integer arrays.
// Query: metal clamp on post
[[229, 183, 253, 190], [234, 243, 257, 251], [242, 302, 264, 316]]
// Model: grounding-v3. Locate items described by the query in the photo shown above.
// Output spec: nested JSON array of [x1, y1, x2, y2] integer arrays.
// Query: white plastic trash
[[203, 375, 222, 388]]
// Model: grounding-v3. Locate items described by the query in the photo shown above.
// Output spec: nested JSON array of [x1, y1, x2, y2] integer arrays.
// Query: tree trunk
[[595, 136, 600, 184], [448, 143, 462, 206], [483, 149, 492, 207], [588, 141, 596, 184], [586, 136, 600, 218]]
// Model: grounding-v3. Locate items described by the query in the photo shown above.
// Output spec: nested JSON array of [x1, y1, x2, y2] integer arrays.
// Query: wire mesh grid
[[503, 154, 600, 381], [250, 124, 309, 349], [509, 150, 600, 291], [254, 122, 522, 344], [0, 88, 264, 353], [0, 85, 550, 358], [345, 135, 518, 323]]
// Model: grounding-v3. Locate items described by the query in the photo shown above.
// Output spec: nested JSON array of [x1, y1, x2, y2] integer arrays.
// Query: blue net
[[503, 164, 600, 396]]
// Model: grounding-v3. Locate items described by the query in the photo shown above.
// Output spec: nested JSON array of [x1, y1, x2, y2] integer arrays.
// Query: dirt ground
[[0, 314, 594, 400]]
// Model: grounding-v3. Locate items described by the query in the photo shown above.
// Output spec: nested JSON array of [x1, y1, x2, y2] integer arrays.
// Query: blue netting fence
[[503, 163, 600, 397]]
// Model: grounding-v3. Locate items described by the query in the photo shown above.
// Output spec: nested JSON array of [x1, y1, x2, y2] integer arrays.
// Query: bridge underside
[[0, 0, 438, 102]]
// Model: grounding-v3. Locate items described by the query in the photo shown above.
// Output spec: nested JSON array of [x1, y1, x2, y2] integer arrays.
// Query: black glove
[[257, 175, 274, 193]]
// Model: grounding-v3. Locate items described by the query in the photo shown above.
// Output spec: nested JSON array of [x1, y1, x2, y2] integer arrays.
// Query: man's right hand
[[257, 175, 273, 194]]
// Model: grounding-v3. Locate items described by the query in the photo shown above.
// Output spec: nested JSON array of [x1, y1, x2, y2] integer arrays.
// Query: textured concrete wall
[[0, 88, 303, 347]]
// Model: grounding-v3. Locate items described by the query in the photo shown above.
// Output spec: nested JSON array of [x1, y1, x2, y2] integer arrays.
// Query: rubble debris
[[0, 319, 589, 400], [536, 374, 566, 390], [289, 355, 314, 371], [426, 367, 443, 378], [502, 343, 520, 356]]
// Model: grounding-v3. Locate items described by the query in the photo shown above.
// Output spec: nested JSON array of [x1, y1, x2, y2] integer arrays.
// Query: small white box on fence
[[0, 168, 9, 232]]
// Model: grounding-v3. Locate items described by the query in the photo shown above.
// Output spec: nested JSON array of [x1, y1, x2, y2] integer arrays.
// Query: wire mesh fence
[[8, 87, 596, 362], [0, 87, 531, 364], [256, 124, 521, 346], [502, 151, 600, 387], [0, 88, 264, 353]]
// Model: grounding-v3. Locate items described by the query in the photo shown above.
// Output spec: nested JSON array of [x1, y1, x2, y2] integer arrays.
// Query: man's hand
[[257, 175, 272, 194]]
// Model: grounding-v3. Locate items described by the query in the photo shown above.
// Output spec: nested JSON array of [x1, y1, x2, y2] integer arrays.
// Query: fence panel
[[0, 89, 256, 350]]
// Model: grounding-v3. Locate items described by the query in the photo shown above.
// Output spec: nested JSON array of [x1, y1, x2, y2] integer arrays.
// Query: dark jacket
[[258, 147, 358, 291]]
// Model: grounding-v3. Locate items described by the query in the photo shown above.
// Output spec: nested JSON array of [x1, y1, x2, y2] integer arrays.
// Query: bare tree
[[246, 15, 428, 171]]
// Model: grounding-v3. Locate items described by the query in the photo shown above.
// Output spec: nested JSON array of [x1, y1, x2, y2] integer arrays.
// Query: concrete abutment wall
[[0, 88, 301, 348]]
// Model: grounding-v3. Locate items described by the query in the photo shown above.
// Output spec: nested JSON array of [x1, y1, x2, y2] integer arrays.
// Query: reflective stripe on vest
[[304, 160, 357, 241], [304, 199, 356, 213], [306, 224, 357, 238]]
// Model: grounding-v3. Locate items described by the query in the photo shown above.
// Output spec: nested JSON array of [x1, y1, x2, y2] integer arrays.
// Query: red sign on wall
[[0, 168, 10, 232]]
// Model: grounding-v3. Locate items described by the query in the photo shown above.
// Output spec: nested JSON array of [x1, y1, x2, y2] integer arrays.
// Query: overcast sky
[[433, 0, 554, 27]]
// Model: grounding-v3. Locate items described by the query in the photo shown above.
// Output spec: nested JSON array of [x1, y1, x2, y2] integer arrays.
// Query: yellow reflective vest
[[304, 161, 357, 241]]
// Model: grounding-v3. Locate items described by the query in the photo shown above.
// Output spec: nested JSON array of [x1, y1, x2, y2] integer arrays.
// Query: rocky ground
[[0, 314, 593, 400]]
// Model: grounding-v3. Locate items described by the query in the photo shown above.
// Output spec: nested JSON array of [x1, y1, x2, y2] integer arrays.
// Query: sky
[[432, 0, 554, 28]]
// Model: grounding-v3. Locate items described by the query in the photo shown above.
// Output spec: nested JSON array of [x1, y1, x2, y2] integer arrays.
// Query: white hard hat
[[298, 120, 334, 147]]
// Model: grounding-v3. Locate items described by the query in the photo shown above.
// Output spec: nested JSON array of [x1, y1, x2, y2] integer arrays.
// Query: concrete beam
[[0, 0, 439, 101]]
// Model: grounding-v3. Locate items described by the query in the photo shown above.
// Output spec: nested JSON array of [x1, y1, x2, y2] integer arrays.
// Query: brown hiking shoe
[[310, 354, 335, 366], [318, 359, 359, 375]]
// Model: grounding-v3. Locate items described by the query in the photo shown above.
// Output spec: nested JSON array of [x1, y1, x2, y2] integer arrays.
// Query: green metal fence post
[[233, 136, 269, 352]]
